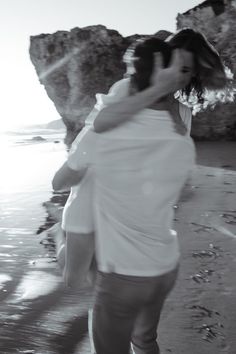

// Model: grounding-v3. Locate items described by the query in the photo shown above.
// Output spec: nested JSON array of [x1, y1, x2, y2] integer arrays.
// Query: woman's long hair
[[123, 37, 172, 92], [167, 28, 227, 101]]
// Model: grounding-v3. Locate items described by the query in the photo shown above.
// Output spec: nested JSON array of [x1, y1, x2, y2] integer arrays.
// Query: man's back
[[94, 108, 195, 276]]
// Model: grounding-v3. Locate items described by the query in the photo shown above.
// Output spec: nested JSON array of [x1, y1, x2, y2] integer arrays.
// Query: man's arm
[[93, 50, 186, 132], [52, 162, 87, 191]]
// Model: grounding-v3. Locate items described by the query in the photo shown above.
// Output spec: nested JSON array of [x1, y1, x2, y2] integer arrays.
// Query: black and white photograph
[[0, 0, 236, 353]]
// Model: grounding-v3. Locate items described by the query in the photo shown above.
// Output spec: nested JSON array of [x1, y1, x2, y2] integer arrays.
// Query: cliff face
[[177, 0, 236, 140]]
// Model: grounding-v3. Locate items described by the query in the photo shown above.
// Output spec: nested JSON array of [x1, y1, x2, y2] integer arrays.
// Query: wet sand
[[159, 142, 236, 354], [0, 141, 236, 354]]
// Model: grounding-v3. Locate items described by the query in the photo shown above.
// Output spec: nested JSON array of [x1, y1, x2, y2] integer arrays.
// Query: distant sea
[[0, 127, 67, 233]]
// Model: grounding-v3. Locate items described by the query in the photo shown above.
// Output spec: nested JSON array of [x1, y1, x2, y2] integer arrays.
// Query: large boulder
[[30, 25, 130, 146], [192, 101, 236, 140]]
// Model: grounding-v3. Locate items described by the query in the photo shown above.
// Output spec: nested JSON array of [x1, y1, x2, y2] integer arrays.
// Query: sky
[[0, 0, 201, 131]]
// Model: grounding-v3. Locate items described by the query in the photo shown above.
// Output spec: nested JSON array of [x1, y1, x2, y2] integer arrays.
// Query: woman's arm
[[93, 50, 186, 132]]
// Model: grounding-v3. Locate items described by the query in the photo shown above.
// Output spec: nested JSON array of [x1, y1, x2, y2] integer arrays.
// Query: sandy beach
[[159, 142, 236, 354], [0, 140, 235, 354]]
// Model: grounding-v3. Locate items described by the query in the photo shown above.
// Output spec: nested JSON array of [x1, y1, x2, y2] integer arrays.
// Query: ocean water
[[0, 129, 94, 353], [0, 129, 67, 297], [0, 129, 67, 227]]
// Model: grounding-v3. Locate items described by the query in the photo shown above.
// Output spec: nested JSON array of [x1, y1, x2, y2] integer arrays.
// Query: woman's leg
[[55, 226, 66, 269], [63, 231, 95, 288]]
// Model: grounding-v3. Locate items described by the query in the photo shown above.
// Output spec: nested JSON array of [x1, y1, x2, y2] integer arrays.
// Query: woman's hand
[[151, 49, 192, 93]]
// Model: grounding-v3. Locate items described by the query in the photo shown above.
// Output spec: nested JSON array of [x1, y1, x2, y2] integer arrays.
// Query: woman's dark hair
[[124, 37, 172, 92], [168, 28, 227, 101]]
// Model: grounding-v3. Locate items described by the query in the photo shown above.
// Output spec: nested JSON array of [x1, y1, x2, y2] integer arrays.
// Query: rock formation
[[29, 2, 236, 142], [30, 26, 129, 145], [177, 0, 236, 139]]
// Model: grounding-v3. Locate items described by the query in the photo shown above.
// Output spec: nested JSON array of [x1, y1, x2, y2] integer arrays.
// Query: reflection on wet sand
[[0, 274, 12, 289], [9, 271, 61, 302], [0, 262, 94, 353], [0, 215, 94, 353]]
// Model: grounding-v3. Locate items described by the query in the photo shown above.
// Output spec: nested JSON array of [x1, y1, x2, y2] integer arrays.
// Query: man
[[53, 44, 195, 354]]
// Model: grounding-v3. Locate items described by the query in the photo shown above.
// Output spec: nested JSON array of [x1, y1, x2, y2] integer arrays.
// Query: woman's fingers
[[170, 49, 182, 70], [153, 52, 164, 71], [151, 49, 191, 92], [150, 53, 164, 85]]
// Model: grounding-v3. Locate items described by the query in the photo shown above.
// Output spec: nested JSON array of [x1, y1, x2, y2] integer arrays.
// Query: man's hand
[[52, 162, 87, 191]]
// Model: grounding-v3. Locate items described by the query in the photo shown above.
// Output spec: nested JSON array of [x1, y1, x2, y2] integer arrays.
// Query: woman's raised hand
[[151, 49, 191, 93]]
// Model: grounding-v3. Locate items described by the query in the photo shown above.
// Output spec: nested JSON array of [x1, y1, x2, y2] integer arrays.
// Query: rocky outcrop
[[177, 0, 236, 71], [191, 102, 236, 140], [30, 26, 129, 145], [177, 0, 236, 140]]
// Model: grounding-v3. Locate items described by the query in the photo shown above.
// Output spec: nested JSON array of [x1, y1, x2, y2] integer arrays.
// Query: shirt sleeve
[[67, 128, 96, 171], [94, 78, 130, 111]]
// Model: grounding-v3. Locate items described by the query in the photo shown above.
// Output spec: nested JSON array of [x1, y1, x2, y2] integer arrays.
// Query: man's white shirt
[[67, 103, 195, 276]]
